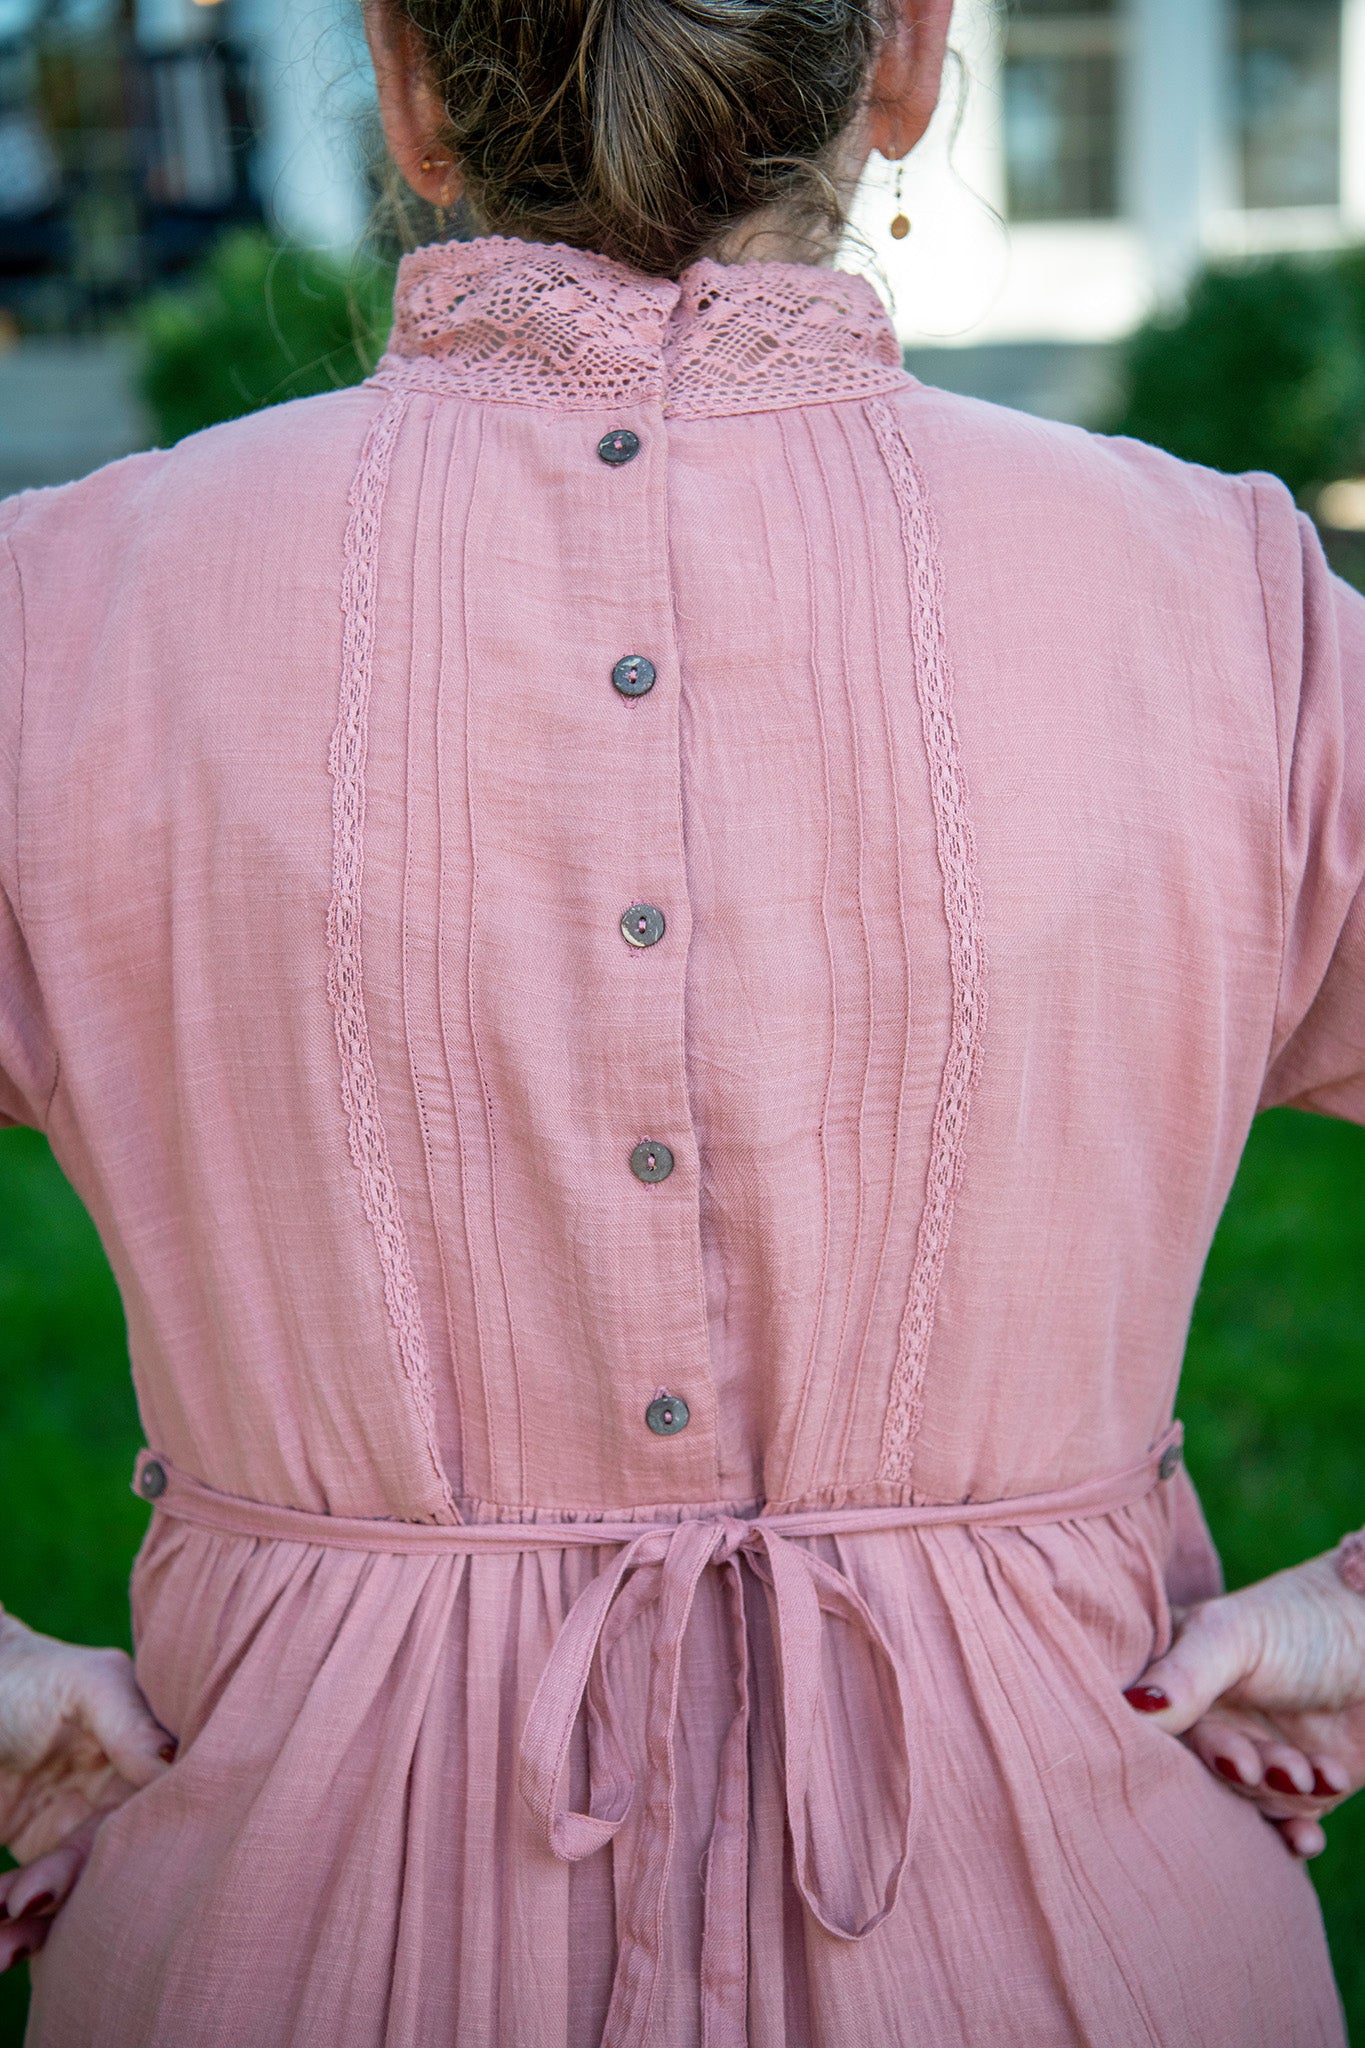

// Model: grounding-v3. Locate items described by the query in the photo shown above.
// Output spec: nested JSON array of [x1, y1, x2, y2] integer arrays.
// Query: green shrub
[[136, 229, 396, 447], [1108, 251, 1365, 498]]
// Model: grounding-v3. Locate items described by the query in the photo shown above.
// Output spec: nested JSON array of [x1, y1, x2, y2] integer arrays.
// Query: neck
[[708, 141, 869, 270], [711, 206, 842, 269]]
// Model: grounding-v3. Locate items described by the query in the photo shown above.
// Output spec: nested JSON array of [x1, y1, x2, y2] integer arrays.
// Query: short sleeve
[[1253, 477, 1365, 1123], [0, 512, 58, 1130]]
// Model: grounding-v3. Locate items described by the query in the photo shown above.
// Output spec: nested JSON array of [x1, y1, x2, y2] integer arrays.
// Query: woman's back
[[3, 233, 1359, 2045], [3, 238, 1357, 1512]]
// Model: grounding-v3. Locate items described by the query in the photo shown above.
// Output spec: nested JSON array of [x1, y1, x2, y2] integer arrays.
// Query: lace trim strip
[[869, 400, 988, 1485], [330, 390, 457, 1519]]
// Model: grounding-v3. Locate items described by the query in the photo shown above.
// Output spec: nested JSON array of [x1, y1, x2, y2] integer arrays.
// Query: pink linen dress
[[2, 236, 1363, 2048]]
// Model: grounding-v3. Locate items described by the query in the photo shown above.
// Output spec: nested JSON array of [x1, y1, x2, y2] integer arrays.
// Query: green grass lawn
[[0, 1108, 1362, 2040]]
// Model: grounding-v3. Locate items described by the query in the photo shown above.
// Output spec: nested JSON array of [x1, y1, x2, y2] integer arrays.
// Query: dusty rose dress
[[2, 237, 1363, 2047]]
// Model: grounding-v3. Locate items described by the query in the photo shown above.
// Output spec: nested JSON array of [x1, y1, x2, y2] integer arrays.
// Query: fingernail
[[158, 1741, 177, 1762], [1123, 1685, 1169, 1713], [1213, 1757, 1244, 1784], [1265, 1766, 1301, 1796], [1312, 1769, 1338, 1798], [19, 1894, 53, 1918]]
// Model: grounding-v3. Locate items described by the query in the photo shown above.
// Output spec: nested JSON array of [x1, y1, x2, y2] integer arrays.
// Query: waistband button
[[138, 1459, 167, 1500]]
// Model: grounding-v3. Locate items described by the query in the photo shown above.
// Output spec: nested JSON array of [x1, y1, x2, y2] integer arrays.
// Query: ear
[[362, 0, 463, 209], [867, 0, 954, 162]]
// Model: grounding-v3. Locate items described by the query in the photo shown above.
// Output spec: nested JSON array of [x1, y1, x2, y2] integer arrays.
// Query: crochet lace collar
[[372, 234, 908, 419]]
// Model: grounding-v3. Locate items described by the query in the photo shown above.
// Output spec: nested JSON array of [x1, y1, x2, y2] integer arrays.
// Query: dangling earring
[[421, 154, 453, 233], [890, 163, 911, 241]]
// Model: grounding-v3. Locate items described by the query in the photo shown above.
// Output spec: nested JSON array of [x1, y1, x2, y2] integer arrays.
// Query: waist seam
[[131, 1425, 1183, 1556]]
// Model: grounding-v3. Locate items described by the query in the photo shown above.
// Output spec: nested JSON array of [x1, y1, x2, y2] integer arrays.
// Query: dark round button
[[1157, 1443, 1181, 1482], [646, 1393, 690, 1437], [612, 655, 656, 698], [621, 903, 665, 948], [630, 1138, 674, 1183], [138, 1458, 167, 1500], [597, 428, 640, 465]]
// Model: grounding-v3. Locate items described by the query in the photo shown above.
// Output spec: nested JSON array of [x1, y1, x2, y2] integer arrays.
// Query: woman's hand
[[0, 1607, 176, 1969], [1125, 1551, 1365, 1860]]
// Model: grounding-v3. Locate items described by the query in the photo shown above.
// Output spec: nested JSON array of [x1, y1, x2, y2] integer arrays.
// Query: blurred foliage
[[1109, 249, 1365, 500], [135, 229, 396, 447]]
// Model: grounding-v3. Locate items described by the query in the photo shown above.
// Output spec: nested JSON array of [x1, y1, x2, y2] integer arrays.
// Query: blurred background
[[1, 0, 1364, 2039]]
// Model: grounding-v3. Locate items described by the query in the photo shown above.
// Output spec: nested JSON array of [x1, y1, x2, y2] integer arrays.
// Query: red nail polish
[[1312, 1770, 1336, 1798], [158, 1741, 177, 1763], [1265, 1766, 1300, 1796], [1123, 1685, 1169, 1712], [1213, 1757, 1243, 1784], [21, 1894, 53, 1918]]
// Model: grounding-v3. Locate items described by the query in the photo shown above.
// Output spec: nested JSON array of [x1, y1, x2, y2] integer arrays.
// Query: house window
[[1003, 0, 1122, 222], [1237, 0, 1341, 209]]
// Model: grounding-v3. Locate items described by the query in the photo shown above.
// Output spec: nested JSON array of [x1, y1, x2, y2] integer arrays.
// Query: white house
[[847, 0, 1365, 347]]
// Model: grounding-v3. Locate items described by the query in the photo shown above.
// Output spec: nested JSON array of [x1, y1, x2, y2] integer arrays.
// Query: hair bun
[[396, 0, 882, 276]]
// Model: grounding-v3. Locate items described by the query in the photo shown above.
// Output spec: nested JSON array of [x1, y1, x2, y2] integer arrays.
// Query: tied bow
[[518, 1515, 916, 2048]]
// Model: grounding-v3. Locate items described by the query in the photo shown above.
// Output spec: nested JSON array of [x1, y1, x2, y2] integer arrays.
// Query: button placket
[[591, 417, 709, 1468], [447, 403, 720, 1501]]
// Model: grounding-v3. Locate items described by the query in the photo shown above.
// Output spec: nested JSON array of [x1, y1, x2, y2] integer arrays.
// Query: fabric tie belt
[[132, 1428, 1182, 2048]]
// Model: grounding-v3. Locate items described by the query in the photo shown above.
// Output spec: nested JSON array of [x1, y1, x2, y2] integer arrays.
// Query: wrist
[[0, 1609, 39, 1661]]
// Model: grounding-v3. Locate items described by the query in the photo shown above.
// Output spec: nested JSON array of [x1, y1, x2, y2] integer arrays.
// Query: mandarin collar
[[372, 233, 907, 418]]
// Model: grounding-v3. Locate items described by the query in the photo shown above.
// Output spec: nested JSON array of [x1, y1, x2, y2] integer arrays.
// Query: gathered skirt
[[26, 1453, 1344, 2048]]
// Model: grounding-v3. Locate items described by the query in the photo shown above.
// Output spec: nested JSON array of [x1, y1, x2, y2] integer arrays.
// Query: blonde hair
[[396, 0, 888, 277]]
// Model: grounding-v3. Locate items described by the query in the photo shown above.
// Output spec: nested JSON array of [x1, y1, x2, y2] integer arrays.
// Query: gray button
[[612, 655, 656, 698], [630, 1139, 674, 1183], [1157, 1443, 1181, 1482], [621, 903, 665, 948], [598, 428, 640, 465], [646, 1393, 690, 1437], [138, 1458, 167, 1500]]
